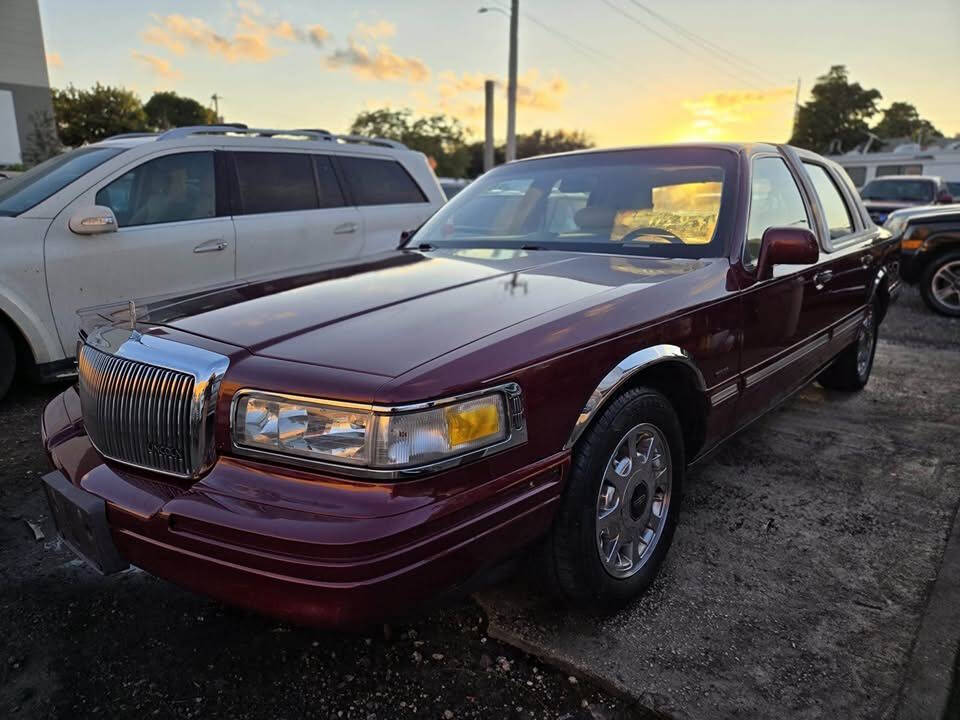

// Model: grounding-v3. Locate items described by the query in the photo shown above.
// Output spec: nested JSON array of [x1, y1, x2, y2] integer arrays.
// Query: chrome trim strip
[[564, 345, 706, 450], [81, 327, 229, 479], [744, 334, 828, 389], [229, 382, 527, 480], [834, 313, 863, 339], [710, 383, 739, 407]]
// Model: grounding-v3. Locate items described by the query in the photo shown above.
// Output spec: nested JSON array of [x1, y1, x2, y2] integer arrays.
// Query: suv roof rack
[[156, 125, 407, 150]]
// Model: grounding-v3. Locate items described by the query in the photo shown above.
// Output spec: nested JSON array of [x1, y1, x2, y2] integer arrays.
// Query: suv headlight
[[232, 386, 522, 472]]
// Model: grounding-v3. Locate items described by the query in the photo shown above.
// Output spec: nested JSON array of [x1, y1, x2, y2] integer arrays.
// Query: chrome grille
[[78, 343, 197, 476]]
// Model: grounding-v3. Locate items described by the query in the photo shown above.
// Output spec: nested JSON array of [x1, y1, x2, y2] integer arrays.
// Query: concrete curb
[[896, 459, 960, 720]]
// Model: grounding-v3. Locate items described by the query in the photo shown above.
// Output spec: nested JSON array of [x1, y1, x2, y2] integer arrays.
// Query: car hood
[[137, 248, 709, 378], [863, 200, 924, 212]]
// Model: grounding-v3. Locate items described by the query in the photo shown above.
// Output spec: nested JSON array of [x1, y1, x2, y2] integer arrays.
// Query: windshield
[[860, 178, 935, 203], [413, 147, 738, 259], [0, 146, 126, 216]]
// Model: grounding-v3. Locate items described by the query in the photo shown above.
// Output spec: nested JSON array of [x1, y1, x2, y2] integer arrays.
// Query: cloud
[[679, 87, 794, 139], [356, 20, 396, 40], [437, 69, 568, 115], [142, 12, 333, 63], [327, 38, 429, 83], [131, 51, 182, 79]]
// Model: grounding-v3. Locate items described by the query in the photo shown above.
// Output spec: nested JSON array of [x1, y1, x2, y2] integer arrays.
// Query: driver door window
[[745, 157, 810, 265], [96, 152, 216, 227]]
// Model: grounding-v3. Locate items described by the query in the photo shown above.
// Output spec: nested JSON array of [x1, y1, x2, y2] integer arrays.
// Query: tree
[[52, 83, 148, 147], [789, 65, 882, 154], [466, 128, 593, 177], [144, 91, 217, 130], [22, 111, 61, 166], [349, 108, 471, 177], [872, 101, 942, 143]]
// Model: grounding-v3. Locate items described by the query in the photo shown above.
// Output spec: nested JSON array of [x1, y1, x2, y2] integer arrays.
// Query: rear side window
[[234, 152, 319, 215], [745, 157, 811, 265], [339, 156, 427, 206], [803, 163, 854, 240], [96, 152, 215, 227]]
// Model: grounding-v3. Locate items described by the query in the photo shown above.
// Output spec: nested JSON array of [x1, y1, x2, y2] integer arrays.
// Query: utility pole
[[210, 93, 222, 122], [506, 0, 518, 162], [484, 80, 495, 172]]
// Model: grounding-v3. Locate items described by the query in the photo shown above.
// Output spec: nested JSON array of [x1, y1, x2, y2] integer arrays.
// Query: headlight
[[884, 216, 906, 236], [232, 386, 521, 472]]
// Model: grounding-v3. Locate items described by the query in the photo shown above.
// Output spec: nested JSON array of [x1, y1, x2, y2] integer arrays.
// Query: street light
[[478, 3, 518, 162]]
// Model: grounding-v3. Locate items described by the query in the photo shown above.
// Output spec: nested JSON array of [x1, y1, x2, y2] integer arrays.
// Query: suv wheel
[[818, 302, 878, 391], [920, 251, 960, 317], [0, 325, 15, 401], [545, 387, 683, 614]]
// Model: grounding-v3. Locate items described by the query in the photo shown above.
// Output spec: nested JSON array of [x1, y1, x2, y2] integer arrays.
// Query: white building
[[0, 0, 54, 165]]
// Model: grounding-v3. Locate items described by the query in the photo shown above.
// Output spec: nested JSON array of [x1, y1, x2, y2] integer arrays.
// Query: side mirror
[[69, 206, 118, 235], [756, 227, 819, 280], [937, 190, 954, 204]]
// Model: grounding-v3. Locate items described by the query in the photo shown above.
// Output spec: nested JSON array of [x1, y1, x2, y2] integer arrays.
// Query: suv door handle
[[814, 269, 834, 289], [194, 239, 228, 253], [334, 222, 358, 235]]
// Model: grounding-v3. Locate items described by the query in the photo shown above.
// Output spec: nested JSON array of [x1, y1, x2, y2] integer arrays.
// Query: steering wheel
[[619, 227, 684, 244]]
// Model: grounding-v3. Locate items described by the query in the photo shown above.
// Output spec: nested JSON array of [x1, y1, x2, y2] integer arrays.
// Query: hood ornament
[[128, 299, 137, 331]]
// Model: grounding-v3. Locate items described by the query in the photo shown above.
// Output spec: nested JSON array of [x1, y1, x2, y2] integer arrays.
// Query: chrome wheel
[[931, 260, 960, 312], [856, 305, 875, 378], [595, 423, 672, 579]]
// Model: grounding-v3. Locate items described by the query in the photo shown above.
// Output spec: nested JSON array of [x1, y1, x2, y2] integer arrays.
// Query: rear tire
[[545, 387, 684, 614], [0, 325, 15, 401], [919, 251, 960, 317], [818, 302, 877, 392]]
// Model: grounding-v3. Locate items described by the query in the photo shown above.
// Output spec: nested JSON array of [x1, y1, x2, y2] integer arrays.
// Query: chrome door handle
[[861, 254, 874, 268], [814, 269, 834, 289], [194, 239, 228, 253], [334, 222, 358, 235]]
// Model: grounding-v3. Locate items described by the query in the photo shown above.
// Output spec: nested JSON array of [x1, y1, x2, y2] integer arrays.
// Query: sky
[[38, 0, 960, 147]]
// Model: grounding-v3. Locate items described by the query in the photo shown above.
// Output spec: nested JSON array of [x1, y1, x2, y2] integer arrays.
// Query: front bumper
[[898, 250, 925, 285], [42, 386, 566, 628]]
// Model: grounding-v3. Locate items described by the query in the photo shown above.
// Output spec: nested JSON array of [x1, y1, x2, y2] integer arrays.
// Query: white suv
[[0, 126, 444, 398]]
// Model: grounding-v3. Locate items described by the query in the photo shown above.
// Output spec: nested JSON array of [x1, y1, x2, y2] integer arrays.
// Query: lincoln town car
[[41, 143, 900, 628]]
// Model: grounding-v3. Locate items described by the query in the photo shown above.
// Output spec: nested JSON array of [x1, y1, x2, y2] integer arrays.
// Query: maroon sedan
[[41, 143, 900, 628]]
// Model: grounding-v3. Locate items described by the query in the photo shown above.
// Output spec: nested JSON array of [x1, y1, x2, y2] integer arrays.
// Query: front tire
[[546, 387, 684, 614], [919, 251, 960, 317], [818, 302, 877, 391]]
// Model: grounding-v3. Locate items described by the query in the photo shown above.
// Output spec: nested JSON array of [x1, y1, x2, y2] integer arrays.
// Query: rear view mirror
[[756, 227, 819, 280], [69, 206, 117, 235]]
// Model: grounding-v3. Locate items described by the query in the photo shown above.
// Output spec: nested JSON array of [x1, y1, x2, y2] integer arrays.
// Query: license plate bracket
[[41, 470, 129, 575]]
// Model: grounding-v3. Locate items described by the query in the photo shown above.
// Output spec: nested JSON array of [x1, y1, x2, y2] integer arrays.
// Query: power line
[[491, 1, 623, 71], [597, 0, 770, 90], [623, 0, 776, 82]]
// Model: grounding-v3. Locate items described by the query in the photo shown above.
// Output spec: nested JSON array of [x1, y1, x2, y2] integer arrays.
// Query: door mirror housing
[[756, 227, 819, 280], [69, 206, 118, 235], [937, 190, 954, 204]]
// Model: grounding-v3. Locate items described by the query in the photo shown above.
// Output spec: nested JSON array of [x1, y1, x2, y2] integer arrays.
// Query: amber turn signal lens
[[446, 402, 502, 446]]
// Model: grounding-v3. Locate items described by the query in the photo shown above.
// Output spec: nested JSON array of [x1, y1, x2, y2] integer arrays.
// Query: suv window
[[876, 164, 923, 177], [234, 152, 320, 214], [860, 178, 936, 203], [97, 152, 215, 227], [745, 157, 811, 265], [0, 146, 125, 216], [339, 156, 427, 205], [803, 163, 854, 239]]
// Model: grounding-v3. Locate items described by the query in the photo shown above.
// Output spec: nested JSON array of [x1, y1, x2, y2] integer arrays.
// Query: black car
[[885, 206, 960, 316], [860, 175, 954, 224]]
